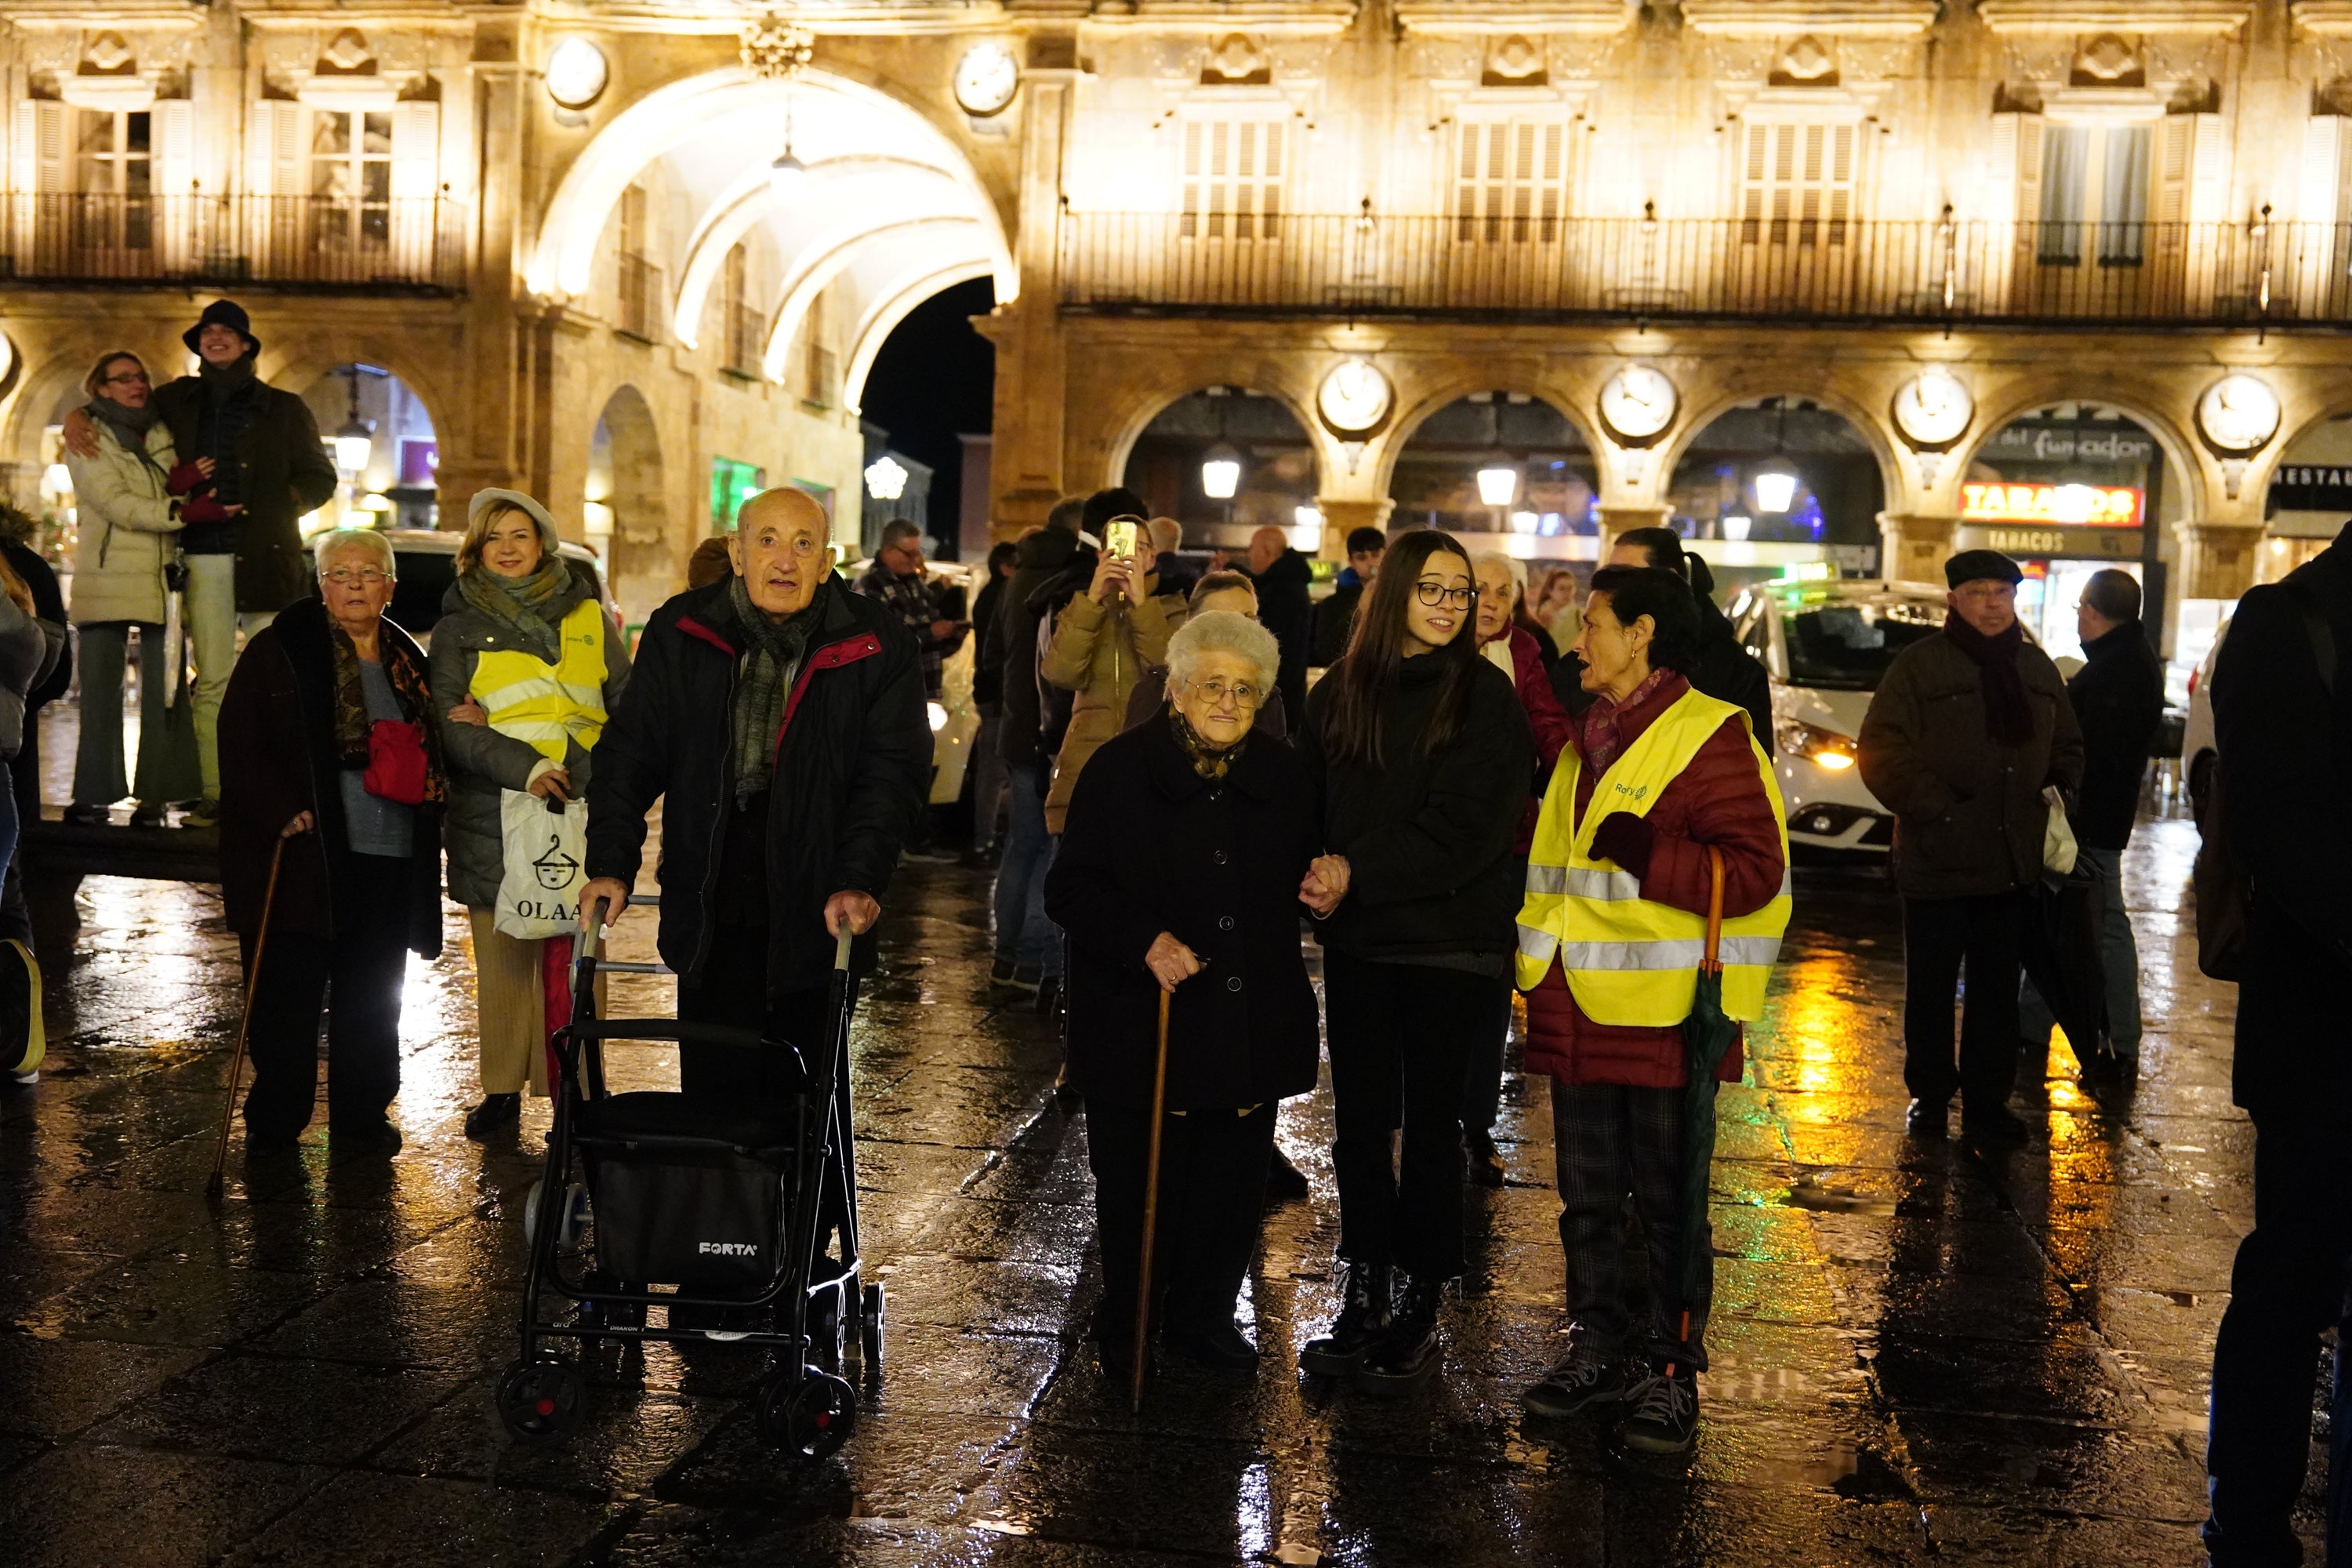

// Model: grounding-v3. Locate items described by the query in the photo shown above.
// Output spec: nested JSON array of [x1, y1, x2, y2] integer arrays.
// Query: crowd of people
[[5, 297, 2340, 1545]]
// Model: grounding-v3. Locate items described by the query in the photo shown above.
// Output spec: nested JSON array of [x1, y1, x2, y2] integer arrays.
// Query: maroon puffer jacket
[[1521, 673, 1785, 1088]]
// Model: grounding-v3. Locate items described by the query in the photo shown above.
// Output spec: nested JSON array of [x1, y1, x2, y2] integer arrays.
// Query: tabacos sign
[[1959, 482, 2142, 528]]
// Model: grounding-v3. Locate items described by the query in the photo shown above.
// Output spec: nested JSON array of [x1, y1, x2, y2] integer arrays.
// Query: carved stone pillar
[[1314, 496, 1394, 561], [1877, 512, 1959, 586], [2176, 521, 2263, 600], [1594, 505, 1671, 563], [985, 66, 1080, 541]]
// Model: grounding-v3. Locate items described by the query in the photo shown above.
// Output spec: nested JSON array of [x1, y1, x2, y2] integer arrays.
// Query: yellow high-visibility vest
[[1515, 687, 1791, 1025], [470, 597, 608, 764]]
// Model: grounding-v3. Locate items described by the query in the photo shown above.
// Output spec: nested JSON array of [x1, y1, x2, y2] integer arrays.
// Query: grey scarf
[[728, 573, 816, 806], [458, 558, 574, 659], [84, 397, 167, 484]]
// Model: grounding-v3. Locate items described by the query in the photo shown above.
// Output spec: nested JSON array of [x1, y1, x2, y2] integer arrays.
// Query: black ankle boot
[[463, 1093, 521, 1139], [1298, 1261, 1391, 1377], [1356, 1272, 1443, 1393]]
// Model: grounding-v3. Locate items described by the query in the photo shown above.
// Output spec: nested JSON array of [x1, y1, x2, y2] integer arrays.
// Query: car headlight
[[1776, 717, 1857, 770], [927, 701, 948, 734]]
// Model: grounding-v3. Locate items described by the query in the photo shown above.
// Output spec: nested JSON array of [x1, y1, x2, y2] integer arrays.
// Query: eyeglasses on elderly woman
[[1181, 676, 1263, 710]]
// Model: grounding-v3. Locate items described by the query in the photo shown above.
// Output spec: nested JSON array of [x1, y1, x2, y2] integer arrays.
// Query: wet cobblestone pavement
[[0, 807, 2322, 1565]]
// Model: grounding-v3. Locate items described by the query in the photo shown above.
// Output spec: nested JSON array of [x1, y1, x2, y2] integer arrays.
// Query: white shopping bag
[[495, 789, 589, 938]]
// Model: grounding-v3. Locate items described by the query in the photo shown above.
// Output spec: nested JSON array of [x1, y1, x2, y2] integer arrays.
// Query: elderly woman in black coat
[[1046, 611, 1345, 1374]]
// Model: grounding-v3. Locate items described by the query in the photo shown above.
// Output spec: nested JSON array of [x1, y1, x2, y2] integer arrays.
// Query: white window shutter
[[244, 100, 302, 275], [2185, 112, 2227, 227], [153, 99, 196, 269], [2300, 115, 2346, 227], [2154, 114, 2194, 226], [389, 101, 438, 271]]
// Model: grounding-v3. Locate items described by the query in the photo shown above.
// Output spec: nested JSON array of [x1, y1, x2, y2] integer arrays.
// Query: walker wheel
[[757, 1368, 857, 1459], [858, 1282, 885, 1375], [496, 1359, 586, 1445]]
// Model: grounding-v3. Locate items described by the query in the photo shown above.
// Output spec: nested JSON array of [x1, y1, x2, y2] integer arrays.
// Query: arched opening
[[297, 364, 440, 531], [2255, 412, 2352, 585], [589, 386, 670, 627], [1386, 392, 1598, 554], [854, 275, 995, 560], [1665, 397, 1885, 585], [1959, 402, 2183, 664], [1122, 388, 1319, 554]]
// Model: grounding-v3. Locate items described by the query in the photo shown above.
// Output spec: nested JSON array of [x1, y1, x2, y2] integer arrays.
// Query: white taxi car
[[1727, 578, 1951, 853]]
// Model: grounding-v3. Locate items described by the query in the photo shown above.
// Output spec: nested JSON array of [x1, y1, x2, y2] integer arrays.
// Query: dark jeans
[[71, 621, 169, 807], [2205, 1111, 2352, 1568], [1323, 949, 1489, 1280], [1900, 890, 2028, 1114], [1552, 1080, 1711, 1370], [241, 851, 412, 1138], [1087, 1101, 1273, 1343], [1459, 973, 1516, 1135], [993, 760, 1058, 972]]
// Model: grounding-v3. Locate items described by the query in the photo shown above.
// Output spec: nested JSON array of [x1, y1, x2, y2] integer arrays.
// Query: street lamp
[[864, 454, 909, 502], [1201, 444, 1243, 500], [769, 89, 808, 203], [1753, 466, 1796, 515], [1722, 514, 1753, 541], [1475, 461, 1519, 508], [334, 366, 373, 476]]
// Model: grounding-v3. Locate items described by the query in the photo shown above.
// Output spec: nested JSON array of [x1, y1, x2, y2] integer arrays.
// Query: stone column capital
[[1877, 511, 1960, 587], [2176, 519, 2265, 601], [1594, 505, 1671, 563], [1314, 497, 1394, 561]]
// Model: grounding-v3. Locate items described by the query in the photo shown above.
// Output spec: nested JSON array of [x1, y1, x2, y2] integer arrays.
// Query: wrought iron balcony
[[1058, 211, 2348, 328], [0, 193, 466, 293]]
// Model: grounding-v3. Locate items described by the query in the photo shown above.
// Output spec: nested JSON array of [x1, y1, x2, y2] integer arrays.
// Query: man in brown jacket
[[1858, 550, 2084, 1145]]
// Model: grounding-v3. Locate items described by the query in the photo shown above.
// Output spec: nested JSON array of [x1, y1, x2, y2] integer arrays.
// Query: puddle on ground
[[1777, 1174, 1899, 1217]]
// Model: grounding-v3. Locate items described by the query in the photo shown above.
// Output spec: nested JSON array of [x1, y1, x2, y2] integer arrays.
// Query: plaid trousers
[[1551, 1080, 1713, 1370]]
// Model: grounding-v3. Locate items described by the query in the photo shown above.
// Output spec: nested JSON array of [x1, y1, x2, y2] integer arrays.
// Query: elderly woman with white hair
[[433, 489, 630, 1139], [1045, 611, 1345, 1377], [216, 528, 445, 1156]]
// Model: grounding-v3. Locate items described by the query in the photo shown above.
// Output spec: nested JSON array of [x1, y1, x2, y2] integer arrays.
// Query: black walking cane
[[206, 836, 287, 1201], [1131, 988, 1172, 1413]]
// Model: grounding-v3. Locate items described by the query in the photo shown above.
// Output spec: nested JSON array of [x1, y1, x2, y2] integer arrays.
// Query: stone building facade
[[4, 1, 2350, 629]]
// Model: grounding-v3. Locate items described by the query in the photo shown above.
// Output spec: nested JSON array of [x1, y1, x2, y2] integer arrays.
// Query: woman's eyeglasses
[[322, 567, 390, 587], [1186, 677, 1262, 709], [1414, 581, 1477, 610], [103, 370, 149, 386]]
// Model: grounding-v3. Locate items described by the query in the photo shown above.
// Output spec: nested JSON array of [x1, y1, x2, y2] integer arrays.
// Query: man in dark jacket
[[967, 539, 1019, 858], [1242, 526, 1314, 723], [67, 300, 338, 826], [1599, 528, 1773, 753], [2020, 568, 2163, 1067], [583, 488, 931, 1096], [1310, 527, 1386, 666], [1857, 549, 2083, 1145], [2202, 523, 2352, 1568]]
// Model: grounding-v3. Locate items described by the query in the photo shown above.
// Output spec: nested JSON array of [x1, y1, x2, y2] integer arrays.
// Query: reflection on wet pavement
[[0, 813, 2320, 1565]]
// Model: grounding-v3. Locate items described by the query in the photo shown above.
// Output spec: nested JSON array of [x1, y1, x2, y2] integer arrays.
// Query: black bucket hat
[[183, 299, 259, 358]]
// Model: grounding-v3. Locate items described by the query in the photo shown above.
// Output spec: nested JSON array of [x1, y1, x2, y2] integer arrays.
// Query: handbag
[[362, 718, 430, 805], [2041, 786, 2078, 877]]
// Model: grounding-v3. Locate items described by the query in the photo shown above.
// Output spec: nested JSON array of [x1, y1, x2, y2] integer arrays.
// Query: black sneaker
[[1465, 1127, 1506, 1188], [1904, 1098, 1948, 1136], [1356, 1272, 1443, 1394], [1163, 1319, 1259, 1372], [1298, 1261, 1391, 1377], [1522, 1333, 1627, 1420], [463, 1092, 521, 1139], [330, 1119, 403, 1157], [60, 803, 109, 826], [130, 800, 166, 828], [1615, 1363, 1699, 1454]]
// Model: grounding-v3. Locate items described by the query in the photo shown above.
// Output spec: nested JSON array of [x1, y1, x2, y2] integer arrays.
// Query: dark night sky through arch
[[859, 277, 996, 559]]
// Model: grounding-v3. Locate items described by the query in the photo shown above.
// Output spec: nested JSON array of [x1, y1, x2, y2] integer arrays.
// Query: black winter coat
[[993, 528, 1083, 766], [1045, 714, 1322, 1111], [2067, 620, 2165, 851], [1300, 653, 1534, 962], [584, 575, 931, 994], [152, 370, 338, 613], [1249, 547, 1315, 724], [970, 572, 1007, 707], [1311, 578, 1365, 667], [2211, 525, 2352, 1117]]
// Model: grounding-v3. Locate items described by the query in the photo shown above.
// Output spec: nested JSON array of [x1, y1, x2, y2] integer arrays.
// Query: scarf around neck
[[458, 558, 573, 659], [728, 573, 818, 805], [85, 397, 167, 482], [1575, 666, 1672, 779], [1942, 613, 2034, 746], [1171, 706, 1250, 780], [198, 356, 257, 397]]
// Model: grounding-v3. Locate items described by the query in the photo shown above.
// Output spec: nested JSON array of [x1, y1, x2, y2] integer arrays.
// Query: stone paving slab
[[0, 815, 2331, 1563]]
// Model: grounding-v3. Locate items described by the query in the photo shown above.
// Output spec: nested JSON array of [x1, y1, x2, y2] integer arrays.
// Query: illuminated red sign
[[1960, 482, 2143, 528]]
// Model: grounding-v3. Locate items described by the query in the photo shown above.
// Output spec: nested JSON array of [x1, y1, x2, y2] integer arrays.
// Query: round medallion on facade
[[1316, 359, 1394, 436], [543, 37, 610, 111], [1597, 365, 1677, 445], [2197, 373, 2281, 454], [1891, 365, 1973, 450], [954, 43, 1021, 118]]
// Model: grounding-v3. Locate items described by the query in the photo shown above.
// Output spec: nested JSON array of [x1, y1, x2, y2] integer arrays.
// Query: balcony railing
[[0, 193, 466, 292], [1059, 212, 2352, 328]]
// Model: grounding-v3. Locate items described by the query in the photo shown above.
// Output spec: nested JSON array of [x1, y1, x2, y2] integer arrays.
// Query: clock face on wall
[[954, 43, 1020, 118], [2197, 372, 2281, 454], [1316, 359, 1394, 435], [1597, 365, 1677, 443], [1891, 366, 1973, 449]]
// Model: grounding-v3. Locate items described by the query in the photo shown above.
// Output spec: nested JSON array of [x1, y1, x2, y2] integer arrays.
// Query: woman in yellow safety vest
[[1512, 564, 1789, 1457], [430, 490, 630, 1138]]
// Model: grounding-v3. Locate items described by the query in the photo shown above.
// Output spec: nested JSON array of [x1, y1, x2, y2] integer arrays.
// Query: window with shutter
[[722, 244, 763, 374], [801, 287, 836, 406], [1453, 115, 1568, 244], [1179, 115, 1286, 241], [2037, 125, 2151, 267], [616, 184, 658, 338], [1737, 121, 1854, 246], [309, 109, 392, 252], [69, 108, 152, 255]]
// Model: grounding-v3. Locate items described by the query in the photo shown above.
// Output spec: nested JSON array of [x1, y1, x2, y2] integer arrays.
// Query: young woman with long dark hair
[[1295, 528, 1535, 1392]]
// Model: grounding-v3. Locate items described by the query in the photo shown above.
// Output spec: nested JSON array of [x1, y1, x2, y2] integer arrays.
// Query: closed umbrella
[[1665, 851, 1734, 1370]]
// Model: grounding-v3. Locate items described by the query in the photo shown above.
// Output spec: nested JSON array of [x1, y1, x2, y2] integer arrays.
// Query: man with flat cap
[[1858, 549, 2082, 1144], [583, 487, 932, 1094]]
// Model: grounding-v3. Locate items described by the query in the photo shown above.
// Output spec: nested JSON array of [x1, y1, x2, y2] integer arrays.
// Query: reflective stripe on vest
[[470, 598, 608, 764], [1514, 687, 1793, 1026]]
